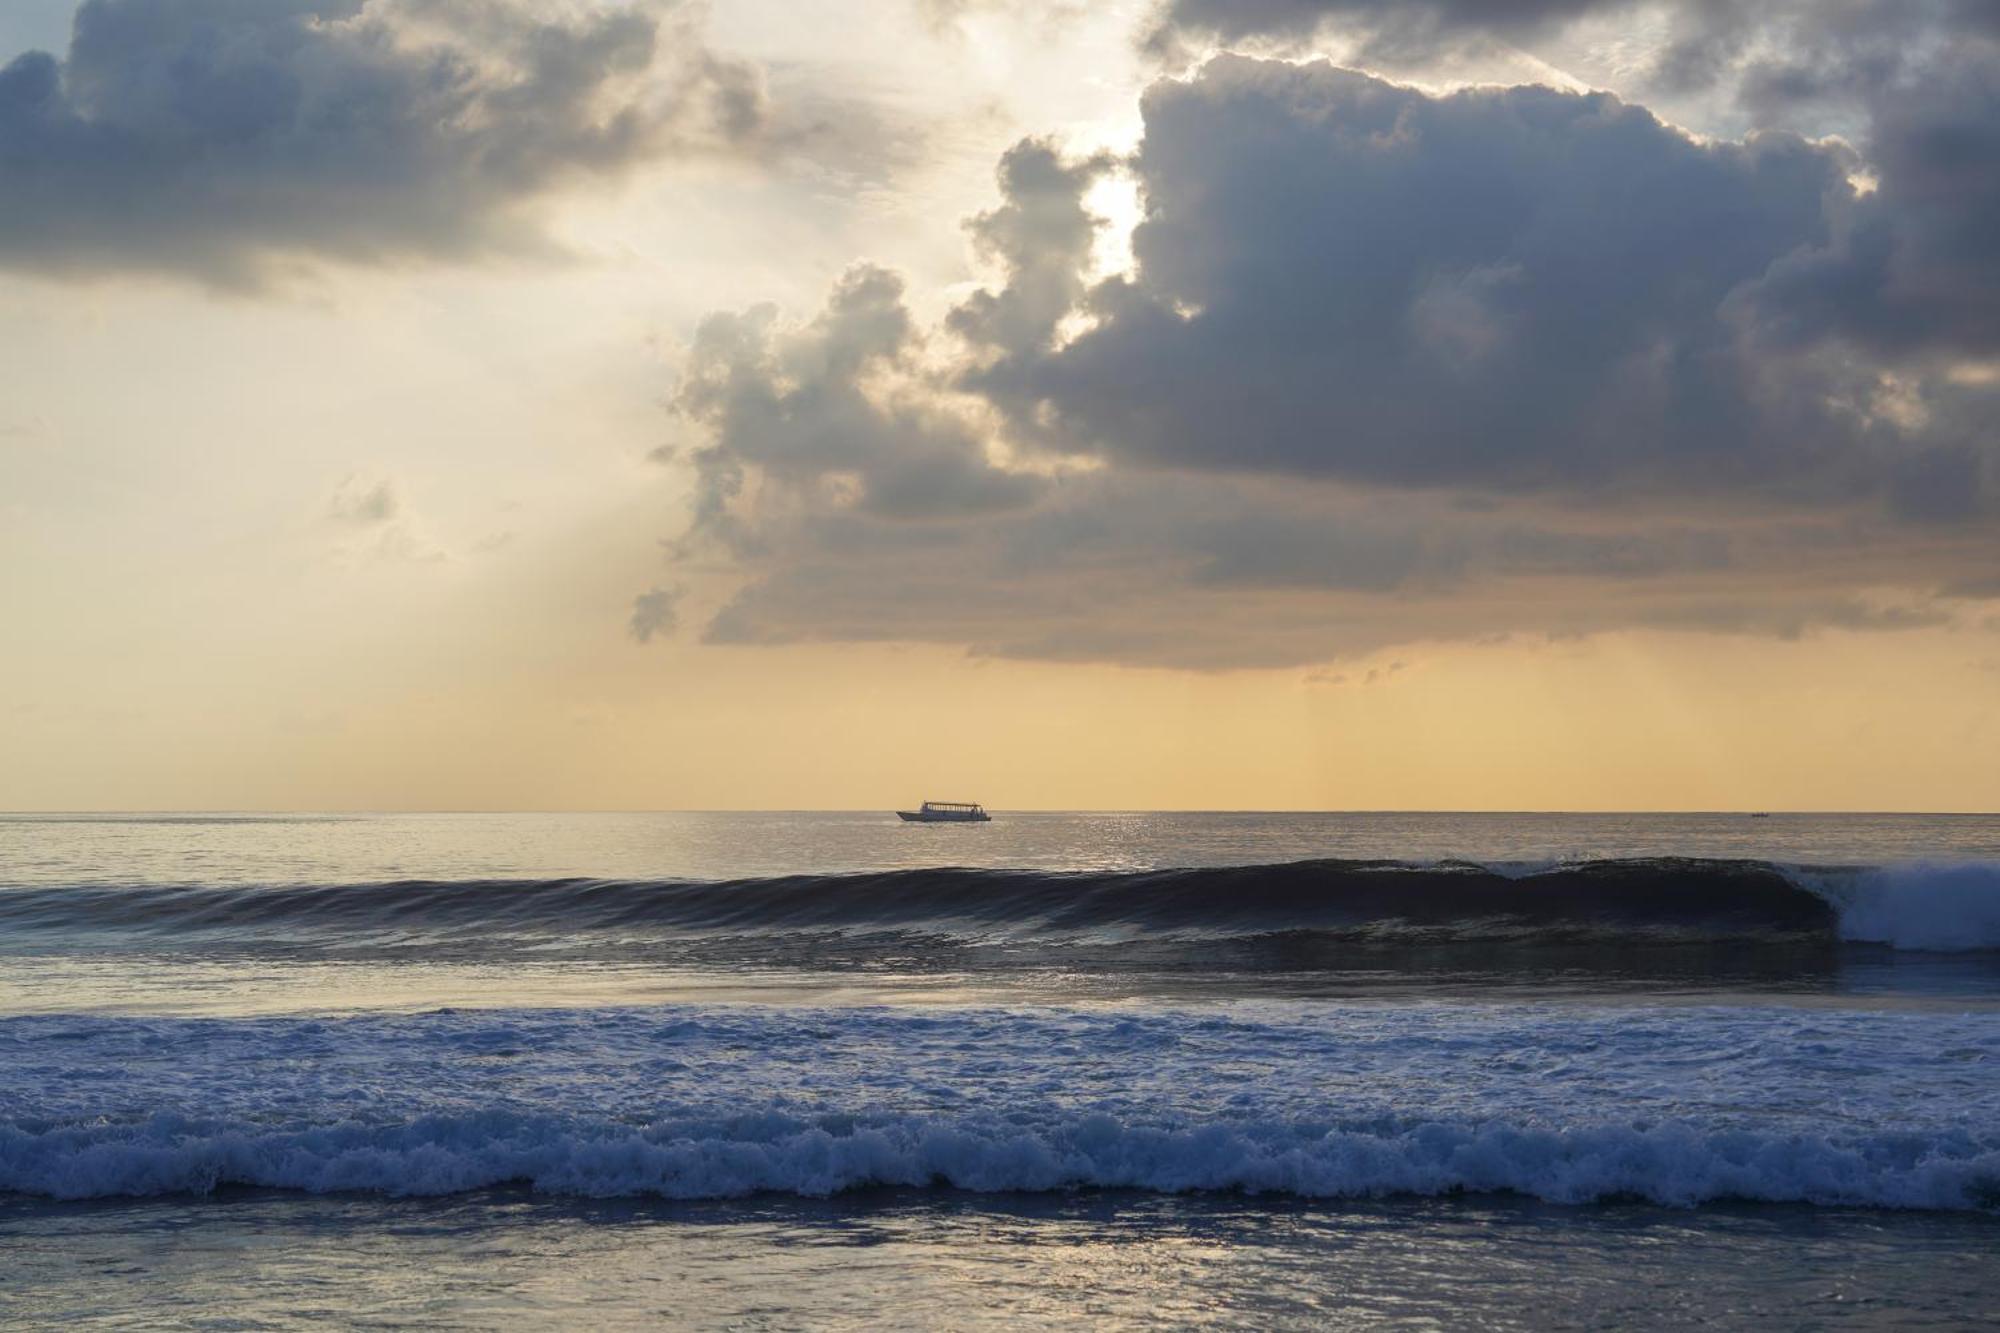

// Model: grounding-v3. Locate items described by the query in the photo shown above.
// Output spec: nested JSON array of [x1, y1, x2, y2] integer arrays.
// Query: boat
[[897, 801, 991, 823]]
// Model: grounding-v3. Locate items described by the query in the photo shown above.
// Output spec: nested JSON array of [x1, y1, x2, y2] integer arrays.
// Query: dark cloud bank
[[8, 2, 1986, 668], [661, 0, 1999, 669], [0, 0, 761, 283]]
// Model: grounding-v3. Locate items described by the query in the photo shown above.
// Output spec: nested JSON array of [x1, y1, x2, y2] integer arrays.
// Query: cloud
[[651, 48, 1999, 670], [974, 59, 1998, 515], [984, 61, 1895, 496], [1739, 38, 2000, 359], [1235, 4, 2000, 369], [680, 446, 1986, 668], [328, 476, 399, 526], [0, 414, 52, 441], [629, 586, 680, 643], [675, 262, 1044, 545], [325, 473, 447, 564], [0, 0, 764, 285], [1151, 0, 2000, 143], [1152, 0, 1618, 60], [948, 138, 1116, 361]]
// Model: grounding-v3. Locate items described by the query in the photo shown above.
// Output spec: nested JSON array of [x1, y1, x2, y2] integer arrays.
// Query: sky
[[1, 0, 1997, 812]]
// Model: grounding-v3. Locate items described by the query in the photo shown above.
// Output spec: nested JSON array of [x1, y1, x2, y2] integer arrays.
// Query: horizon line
[[4, 808, 1998, 818]]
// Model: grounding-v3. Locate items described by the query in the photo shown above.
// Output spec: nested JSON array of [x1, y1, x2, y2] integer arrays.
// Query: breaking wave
[[3, 857, 1997, 951], [4, 1110, 1994, 1211], [5, 1000, 1993, 1213]]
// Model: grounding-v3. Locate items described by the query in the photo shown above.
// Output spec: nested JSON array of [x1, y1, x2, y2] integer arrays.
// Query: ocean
[[2, 811, 1996, 1328]]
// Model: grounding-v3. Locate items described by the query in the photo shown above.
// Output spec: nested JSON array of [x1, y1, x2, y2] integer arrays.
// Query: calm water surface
[[6, 809, 2000, 884]]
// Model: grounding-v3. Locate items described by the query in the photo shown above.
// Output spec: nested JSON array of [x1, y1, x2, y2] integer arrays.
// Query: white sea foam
[[3, 1002, 1995, 1209], [1793, 863, 2000, 950], [3, 1111, 1995, 1209]]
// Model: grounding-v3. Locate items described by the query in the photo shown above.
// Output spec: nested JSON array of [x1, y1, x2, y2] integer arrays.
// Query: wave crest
[[4, 1110, 1993, 1211], [1798, 863, 2000, 950], [3, 857, 1997, 951]]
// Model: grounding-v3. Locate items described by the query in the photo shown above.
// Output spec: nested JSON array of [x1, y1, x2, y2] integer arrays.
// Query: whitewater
[[4, 1002, 1996, 1210], [4, 812, 1997, 1327]]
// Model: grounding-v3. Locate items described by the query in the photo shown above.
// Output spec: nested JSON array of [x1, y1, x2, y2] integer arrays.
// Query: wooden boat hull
[[897, 810, 991, 822]]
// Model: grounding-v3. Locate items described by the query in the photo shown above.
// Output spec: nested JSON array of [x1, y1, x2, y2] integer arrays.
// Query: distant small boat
[[1749, 812, 1771, 818], [897, 801, 991, 823]]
